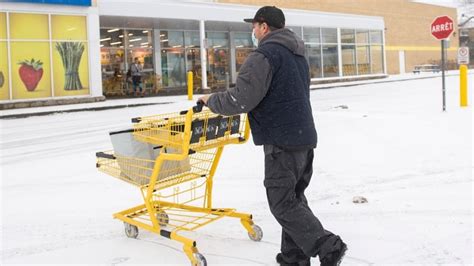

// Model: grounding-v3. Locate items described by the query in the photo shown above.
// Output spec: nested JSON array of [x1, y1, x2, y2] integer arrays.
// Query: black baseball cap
[[244, 6, 285, 29]]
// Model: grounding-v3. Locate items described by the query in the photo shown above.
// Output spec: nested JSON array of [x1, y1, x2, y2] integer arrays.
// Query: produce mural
[[55, 42, 85, 91], [18, 58, 44, 91], [2, 12, 89, 100], [11, 41, 51, 99]]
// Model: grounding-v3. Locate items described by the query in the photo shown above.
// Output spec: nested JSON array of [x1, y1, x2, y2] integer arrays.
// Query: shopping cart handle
[[192, 100, 205, 113], [96, 152, 116, 160]]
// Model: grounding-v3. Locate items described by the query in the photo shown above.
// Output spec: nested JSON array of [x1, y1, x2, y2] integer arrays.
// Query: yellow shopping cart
[[96, 102, 262, 265]]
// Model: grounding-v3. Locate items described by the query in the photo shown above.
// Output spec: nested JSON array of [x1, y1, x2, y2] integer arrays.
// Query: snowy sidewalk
[[0, 70, 467, 119], [309, 70, 462, 90], [1, 74, 472, 265]]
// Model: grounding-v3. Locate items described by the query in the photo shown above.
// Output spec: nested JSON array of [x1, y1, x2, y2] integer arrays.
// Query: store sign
[[458, 47, 470, 65], [0, 0, 92, 6], [431, 16, 454, 40]]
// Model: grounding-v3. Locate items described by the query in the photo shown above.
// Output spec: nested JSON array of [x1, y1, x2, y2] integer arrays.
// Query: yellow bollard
[[460, 64, 468, 107], [187, 71, 193, 101]]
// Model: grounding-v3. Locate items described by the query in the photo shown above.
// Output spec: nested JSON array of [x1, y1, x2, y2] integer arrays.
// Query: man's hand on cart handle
[[193, 97, 208, 113], [198, 95, 210, 106]]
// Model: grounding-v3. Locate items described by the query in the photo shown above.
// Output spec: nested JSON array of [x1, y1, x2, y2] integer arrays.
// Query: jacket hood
[[259, 28, 305, 56]]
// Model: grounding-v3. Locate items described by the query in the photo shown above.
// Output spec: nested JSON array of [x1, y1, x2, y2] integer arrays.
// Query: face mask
[[251, 29, 259, 47]]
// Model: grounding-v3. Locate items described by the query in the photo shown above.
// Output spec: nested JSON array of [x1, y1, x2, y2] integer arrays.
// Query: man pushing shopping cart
[[97, 5, 346, 266], [199, 6, 347, 266]]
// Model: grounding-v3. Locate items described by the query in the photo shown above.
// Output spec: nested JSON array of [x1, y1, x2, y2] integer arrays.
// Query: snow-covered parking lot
[[1, 73, 472, 265]]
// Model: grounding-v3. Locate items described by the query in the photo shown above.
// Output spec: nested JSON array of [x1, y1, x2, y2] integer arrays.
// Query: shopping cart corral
[[96, 102, 262, 265]]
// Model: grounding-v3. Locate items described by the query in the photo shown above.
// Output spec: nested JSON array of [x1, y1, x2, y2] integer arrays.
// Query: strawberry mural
[[18, 58, 43, 91]]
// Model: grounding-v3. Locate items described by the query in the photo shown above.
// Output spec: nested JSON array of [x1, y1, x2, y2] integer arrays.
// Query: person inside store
[[130, 57, 144, 97]]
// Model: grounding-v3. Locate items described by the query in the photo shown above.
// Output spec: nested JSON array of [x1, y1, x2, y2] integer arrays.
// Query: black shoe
[[276, 253, 310, 266], [320, 241, 347, 266], [276, 253, 295, 266]]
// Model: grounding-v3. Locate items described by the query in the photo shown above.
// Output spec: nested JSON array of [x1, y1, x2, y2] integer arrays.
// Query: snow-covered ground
[[1, 73, 472, 265]]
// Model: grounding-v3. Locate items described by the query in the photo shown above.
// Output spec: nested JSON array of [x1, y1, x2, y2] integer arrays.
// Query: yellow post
[[460, 64, 468, 107], [187, 71, 193, 101]]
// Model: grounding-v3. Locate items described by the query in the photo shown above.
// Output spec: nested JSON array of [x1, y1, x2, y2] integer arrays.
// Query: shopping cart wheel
[[248, 224, 263, 241], [124, 222, 139, 239], [156, 211, 169, 227], [193, 252, 207, 266]]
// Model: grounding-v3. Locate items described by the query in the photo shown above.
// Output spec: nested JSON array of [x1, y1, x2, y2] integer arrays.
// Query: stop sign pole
[[441, 38, 447, 111], [431, 15, 454, 112]]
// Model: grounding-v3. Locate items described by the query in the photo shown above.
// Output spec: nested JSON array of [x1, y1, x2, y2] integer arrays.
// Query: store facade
[[97, 0, 386, 96], [0, 0, 385, 106]]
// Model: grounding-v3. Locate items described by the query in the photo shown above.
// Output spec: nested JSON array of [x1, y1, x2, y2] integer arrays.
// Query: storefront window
[[233, 32, 253, 73], [233, 32, 252, 48], [100, 28, 125, 91], [161, 49, 185, 87], [340, 29, 356, 76], [207, 32, 229, 48], [10, 13, 49, 40], [0, 12, 6, 40], [321, 28, 338, 77], [101, 48, 125, 73], [184, 31, 201, 87], [161, 31, 186, 88], [370, 31, 384, 74], [371, 45, 384, 74], [126, 29, 154, 71], [127, 48, 153, 70], [127, 47, 154, 90], [51, 15, 87, 40], [10, 41, 52, 99], [9, 13, 52, 99], [186, 47, 201, 88], [305, 44, 322, 78], [161, 31, 184, 48], [101, 47, 126, 96], [0, 40, 9, 100], [321, 28, 337, 44], [51, 15, 89, 97], [53, 41, 89, 96], [341, 29, 355, 44], [100, 28, 126, 95], [370, 30, 383, 44], [0, 13, 9, 100], [4, 13, 90, 100], [100, 28, 155, 95], [126, 29, 152, 49], [341, 45, 356, 76], [357, 45, 370, 75], [303, 27, 320, 43], [287, 26, 302, 37], [322, 45, 338, 77], [100, 28, 124, 48], [185, 31, 200, 48], [356, 30, 369, 44], [206, 32, 230, 88]]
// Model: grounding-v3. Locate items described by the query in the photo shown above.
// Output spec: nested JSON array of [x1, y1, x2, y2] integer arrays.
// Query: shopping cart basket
[[96, 102, 262, 265]]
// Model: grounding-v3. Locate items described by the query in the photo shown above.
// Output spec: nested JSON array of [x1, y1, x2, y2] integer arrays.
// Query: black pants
[[132, 76, 142, 92], [264, 145, 336, 263]]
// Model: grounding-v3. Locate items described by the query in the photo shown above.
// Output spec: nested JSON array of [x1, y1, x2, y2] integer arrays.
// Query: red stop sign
[[431, 16, 454, 40]]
